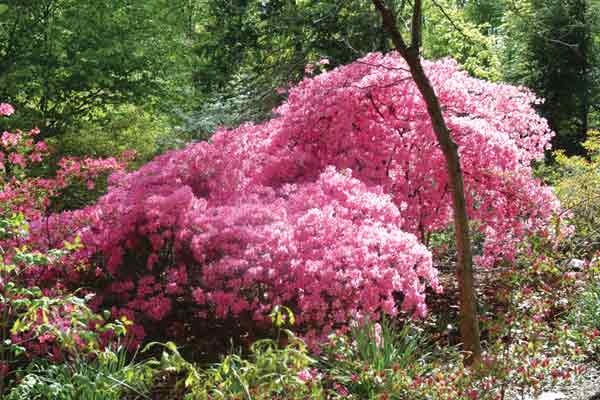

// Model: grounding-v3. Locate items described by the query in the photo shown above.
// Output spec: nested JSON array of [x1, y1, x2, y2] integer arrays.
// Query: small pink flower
[[318, 58, 330, 65], [39, 333, 55, 343], [1, 132, 19, 147], [373, 322, 384, 348], [8, 152, 26, 167], [35, 141, 48, 151], [334, 383, 349, 396], [0, 103, 15, 116], [30, 152, 43, 162], [297, 368, 313, 382], [192, 288, 206, 304]]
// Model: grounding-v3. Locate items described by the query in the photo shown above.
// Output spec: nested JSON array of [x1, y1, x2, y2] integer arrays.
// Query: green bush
[[541, 129, 600, 257], [150, 331, 321, 400]]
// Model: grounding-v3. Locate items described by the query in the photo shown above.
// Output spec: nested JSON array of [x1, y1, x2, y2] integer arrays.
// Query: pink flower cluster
[[251, 52, 558, 265], [13, 53, 561, 344], [0, 103, 14, 116], [38, 159, 438, 341]]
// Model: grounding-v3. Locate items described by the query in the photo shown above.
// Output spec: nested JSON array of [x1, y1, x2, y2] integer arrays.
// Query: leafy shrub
[[542, 129, 600, 256], [54, 104, 172, 167], [0, 103, 133, 394], [0, 211, 132, 394], [150, 329, 321, 400]]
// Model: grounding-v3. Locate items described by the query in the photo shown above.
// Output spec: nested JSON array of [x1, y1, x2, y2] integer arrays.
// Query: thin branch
[[430, 0, 471, 42]]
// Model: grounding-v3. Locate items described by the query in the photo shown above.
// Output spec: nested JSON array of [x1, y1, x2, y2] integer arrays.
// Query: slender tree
[[371, 0, 482, 365]]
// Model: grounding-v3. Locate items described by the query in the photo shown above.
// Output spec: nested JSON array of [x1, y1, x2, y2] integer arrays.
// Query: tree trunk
[[372, 0, 482, 365]]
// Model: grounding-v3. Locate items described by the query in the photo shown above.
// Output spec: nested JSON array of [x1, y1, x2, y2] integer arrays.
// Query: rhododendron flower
[[0, 103, 14, 116], [1, 132, 19, 147], [297, 368, 315, 382], [8, 152, 26, 167], [34, 141, 48, 151]]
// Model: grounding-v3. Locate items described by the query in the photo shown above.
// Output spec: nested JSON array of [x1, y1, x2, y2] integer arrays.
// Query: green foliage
[[51, 104, 172, 166], [501, 0, 598, 155], [150, 332, 320, 400], [571, 270, 600, 332], [544, 129, 600, 256], [0, 213, 128, 396], [319, 320, 429, 399], [349, 319, 424, 373], [0, 0, 194, 138], [6, 347, 155, 400], [185, 0, 389, 133], [422, 0, 502, 81]]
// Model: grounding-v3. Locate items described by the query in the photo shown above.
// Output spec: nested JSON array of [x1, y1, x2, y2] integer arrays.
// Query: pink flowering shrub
[[33, 163, 438, 344], [246, 52, 559, 266], [0, 105, 131, 358], [24, 52, 560, 344]]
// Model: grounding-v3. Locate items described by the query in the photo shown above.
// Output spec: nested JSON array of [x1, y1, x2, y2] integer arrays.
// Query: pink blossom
[[297, 368, 314, 382], [0, 103, 14, 116], [1, 132, 19, 147], [35, 141, 48, 151], [8, 152, 26, 167]]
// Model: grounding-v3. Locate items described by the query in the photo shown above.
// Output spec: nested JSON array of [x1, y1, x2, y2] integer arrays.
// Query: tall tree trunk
[[580, 0, 589, 141], [371, 0, 482, 365]]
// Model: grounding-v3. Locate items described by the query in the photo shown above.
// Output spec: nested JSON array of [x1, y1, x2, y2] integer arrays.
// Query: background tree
[[421, 0, 502, 81], [501, 0, 599, 155], [187, 0, 389, 133], [0, 0, 195, 140]]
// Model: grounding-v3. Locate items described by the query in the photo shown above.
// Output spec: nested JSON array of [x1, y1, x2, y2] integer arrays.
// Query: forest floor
[[511, 365, 600, 400], [430, 264, 600, 400]]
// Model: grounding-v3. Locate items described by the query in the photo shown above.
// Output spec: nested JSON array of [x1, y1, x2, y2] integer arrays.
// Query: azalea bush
[[15, 53, 562, 348], [0, 103, 134, 395]]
